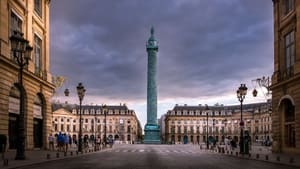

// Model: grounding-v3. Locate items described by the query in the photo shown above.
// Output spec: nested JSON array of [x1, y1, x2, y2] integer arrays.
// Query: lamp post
[[224, 119, 228, 139], [77, 83, 86, 152], [10, 30, 33, 160], [212, 118, 215, 145], [94, 113, 97, 151], [237, 84, 248, 154], [102, 105, 107, 147], [205, 105, 209, 149]]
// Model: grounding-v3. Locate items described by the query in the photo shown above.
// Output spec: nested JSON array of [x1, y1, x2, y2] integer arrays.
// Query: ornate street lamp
[[64, 88, 70, 96], [205, 105, 209, 149], [77, 83, 86, 152], [10, 30, 33, 160], [102, 104, 108, 147], [94, 111, 97, 151], [212, 118, 215, 144], [224, 119, 228, 138], [252, 76, 271, 97], [236, 84, 248, 154]]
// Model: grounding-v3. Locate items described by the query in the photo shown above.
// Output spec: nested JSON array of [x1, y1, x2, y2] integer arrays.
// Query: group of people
[[48, 133, 115, 152], [48, 132, 75, 152], [224, 137, 237, 150]]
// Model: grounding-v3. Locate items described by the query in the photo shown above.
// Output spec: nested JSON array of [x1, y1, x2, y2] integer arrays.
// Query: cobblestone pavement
[[2, 144, 299, 169]]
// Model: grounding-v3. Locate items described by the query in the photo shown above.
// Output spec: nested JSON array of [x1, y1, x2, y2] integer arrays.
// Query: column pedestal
[[144, 124, 160, 144]]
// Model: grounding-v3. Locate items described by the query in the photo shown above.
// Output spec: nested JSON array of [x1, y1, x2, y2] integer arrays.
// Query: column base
[[144, 123, 161, 144]]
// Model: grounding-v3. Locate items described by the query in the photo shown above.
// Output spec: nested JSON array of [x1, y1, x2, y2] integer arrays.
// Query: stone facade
[[51, 103, 143, 145], [271, 0, 300, 154], [164, 102, 272, 145], [0, 0, 54, 150]]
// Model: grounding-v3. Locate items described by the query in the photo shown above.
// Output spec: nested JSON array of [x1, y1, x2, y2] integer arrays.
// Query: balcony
[[275, 66, 294, 82]]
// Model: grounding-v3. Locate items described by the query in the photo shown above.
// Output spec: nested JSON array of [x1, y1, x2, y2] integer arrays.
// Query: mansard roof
[[168, 101, 271, 116]]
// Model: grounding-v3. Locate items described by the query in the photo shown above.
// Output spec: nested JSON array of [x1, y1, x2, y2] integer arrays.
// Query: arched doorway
[[178, 135, 181, 143], [33, 94, 44, 148], [90, 135, 95, 141], [171, 135, 175, 144], [208, 136, 214, 144], [281, 98, 296, 147], [183, 135, 188, 144], [8, 85, 21, 149], [196, 135, 200, 144]]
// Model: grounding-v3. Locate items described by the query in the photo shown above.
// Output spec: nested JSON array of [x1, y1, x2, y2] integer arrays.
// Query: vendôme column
[[144, 27, 160, 144]]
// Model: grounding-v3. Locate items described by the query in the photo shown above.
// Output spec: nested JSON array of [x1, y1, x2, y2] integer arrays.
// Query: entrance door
[[9, 113, 19, 149], [33, 118, 43, 148], [171, 135, 175, 144], [183, 135, 188, 144]]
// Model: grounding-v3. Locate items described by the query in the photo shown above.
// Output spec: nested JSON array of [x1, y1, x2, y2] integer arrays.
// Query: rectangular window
[[284, 0, 294, 15], [54, 124, 58, 131], [10, 12, 22, 35], [34, 35, 42, 75], [203, 126, 206, 134], [61, 124, 64, 131], [34, 0, 42, 17], [171, 126, 175, 134], [284, 31, 295, 76], [127, 126, 131, 133], [10, 12, 22, 59], [177, 126, 181, 134], [73, 125, 76, 132]]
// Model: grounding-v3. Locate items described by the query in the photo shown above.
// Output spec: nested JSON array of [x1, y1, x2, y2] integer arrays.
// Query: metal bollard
[[46, 153, 51, 159], [70, 151, 73, 156], [56, 152, 59, 158], [265, 155, 269, 160], [64, 152, 67, 156], [236, 152, 238, 156], [248, 153, 251, 158], [256, 154, 259, 159], [276, 156, 280, 161], [231, 151, 233, 155]]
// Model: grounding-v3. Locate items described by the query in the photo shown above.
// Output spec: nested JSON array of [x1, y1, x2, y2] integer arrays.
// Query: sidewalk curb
[[202, 149, 300, 168], [3, 148, 112, 169]]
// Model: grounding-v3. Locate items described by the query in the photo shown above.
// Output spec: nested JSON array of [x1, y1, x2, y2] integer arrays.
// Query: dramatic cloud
[[50, 0, 273, 126]]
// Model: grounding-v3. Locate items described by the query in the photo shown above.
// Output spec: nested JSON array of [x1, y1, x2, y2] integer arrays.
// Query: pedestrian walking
[[96, 136, 101, 150], [48, 134, 54, 151], [57, 132, 64, 152], [64, 133, 69, 152]]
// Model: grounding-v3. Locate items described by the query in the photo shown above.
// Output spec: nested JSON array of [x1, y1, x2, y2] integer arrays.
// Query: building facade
[[51, 103, 143, 144], [271, 0, 300, 154], [164, 102, 272, 145], [0, 0, 54, 150]]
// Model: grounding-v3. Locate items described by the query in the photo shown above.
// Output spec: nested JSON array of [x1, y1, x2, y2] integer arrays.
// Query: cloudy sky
[[50, 0, 274, 128]]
